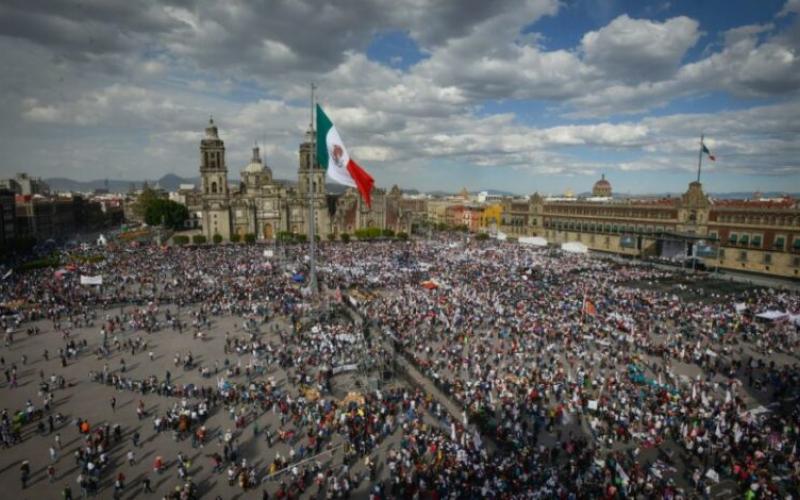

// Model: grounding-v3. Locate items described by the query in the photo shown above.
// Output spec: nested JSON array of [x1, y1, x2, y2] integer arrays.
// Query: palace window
[[739, 234, 749, 245], [763, 253, 772, 265], [794, 238, 800, 250], [728, 233, 738, 244], [718, 249, 725, 259], [751, 235, 762, 248], [774, 236, 786, 250], [739, 251, 748, 262]]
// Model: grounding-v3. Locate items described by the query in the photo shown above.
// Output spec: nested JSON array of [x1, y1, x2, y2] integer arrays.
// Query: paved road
[[0, 307, 415, 499]]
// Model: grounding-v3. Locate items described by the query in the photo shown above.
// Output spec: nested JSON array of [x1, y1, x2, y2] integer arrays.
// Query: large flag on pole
[[316, 104, 375, 207]]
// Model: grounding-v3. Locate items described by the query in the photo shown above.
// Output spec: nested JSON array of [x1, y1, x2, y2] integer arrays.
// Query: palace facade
[[514, 176, 800, 278]]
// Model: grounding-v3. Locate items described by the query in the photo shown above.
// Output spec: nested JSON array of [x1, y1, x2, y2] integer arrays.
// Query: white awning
[[519, 236, 547, 246], [561, 241, 588, 254]]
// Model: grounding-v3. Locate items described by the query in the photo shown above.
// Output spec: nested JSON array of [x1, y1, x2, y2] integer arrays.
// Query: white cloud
[[779, 0, 800, 17], [581, 15, 701, 82], [0, 0, 798, 190]]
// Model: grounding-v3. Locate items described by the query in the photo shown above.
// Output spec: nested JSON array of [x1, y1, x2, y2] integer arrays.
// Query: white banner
[[332, 364, 358, 375], [80, 275, 103, 286], [263, 249, 274, 258]]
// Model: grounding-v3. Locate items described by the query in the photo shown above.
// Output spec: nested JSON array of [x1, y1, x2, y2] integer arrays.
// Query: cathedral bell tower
[[200, 118, 228, 197], [297, 126, 329, 237], [298, 127, 325, 198], [199, 118, 231, 240]]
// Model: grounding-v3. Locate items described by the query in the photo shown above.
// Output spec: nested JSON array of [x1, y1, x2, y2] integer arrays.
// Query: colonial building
[[332, 185, 412, 236], [196, 119, 330, 241], [523, 175, 800, 278], [196, 119, 412, 241]]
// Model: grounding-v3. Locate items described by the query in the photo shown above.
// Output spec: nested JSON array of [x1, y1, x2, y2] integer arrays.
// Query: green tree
[[355, 227, 382, 240], [144, 199, 189, 230], [230, 233, 241, 243], [173, 235, 190, 245], [134, 185, 161, 219], [244, 233, 256, 244], [212, 233, 223, 244], [475, 232, 490, 241], [277, 231, 294, 242], [397, 232, 409, 240], [382, 229, 395, 238], [327, 233, 336, 241], [192, 234, 207, 245], [340, 233, 350, 243]]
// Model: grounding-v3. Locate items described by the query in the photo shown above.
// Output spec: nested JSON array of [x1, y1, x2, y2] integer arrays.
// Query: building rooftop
[[710, 197, 795, 209]]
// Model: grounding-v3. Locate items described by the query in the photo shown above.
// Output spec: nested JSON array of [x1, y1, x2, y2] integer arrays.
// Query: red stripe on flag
[[346, 159, 375, 208], [708, 155, 715, 161]]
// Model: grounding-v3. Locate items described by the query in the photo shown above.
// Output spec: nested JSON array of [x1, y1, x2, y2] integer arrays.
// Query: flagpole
[[309, 82, 318, 297], [696, 133, 704, 183]]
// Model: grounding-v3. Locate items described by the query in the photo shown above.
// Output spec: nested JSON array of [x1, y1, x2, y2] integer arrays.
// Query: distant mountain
[[41, 177, 800, 200], [46, 175, 199, 193], [46, 174, 351, 195], [425, 188, 519, 197], [708, 192, 799, 199]]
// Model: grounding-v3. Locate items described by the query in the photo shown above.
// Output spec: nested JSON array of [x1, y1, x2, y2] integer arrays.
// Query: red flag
[[583, 298, 597, 317]]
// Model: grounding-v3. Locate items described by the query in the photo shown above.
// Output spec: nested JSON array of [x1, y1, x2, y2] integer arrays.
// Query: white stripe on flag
[[325, 126, 356, 188]]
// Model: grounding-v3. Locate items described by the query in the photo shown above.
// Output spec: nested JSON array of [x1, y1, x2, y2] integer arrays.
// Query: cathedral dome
[[244, 146, 264, 173], [592, 174, 612, 197]]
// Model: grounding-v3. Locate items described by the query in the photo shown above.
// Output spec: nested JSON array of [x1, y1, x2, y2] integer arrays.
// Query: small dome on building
[[592, 174, 612, 197], [244, 146, 264, 173]]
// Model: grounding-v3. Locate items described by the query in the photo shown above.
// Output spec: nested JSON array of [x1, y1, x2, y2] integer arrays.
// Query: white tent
[[496, 231, 508, 241], [519, 236, 547, 247], [97, 234, 107, 246], [755, 310, 789, 322], [561, 241, 588, 254]]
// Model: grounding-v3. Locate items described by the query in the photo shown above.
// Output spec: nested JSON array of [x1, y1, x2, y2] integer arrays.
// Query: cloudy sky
[[1, 0, 799, 195]]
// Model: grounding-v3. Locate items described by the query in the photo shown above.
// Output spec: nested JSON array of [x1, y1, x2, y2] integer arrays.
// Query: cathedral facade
[[198, 118, 330, 241]]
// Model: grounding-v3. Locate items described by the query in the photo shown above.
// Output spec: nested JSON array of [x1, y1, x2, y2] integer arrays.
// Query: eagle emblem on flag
[[332, 144, 345, 169]]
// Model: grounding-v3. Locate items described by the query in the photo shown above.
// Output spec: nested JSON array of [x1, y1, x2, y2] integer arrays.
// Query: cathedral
[[196, 118, 411, 241]]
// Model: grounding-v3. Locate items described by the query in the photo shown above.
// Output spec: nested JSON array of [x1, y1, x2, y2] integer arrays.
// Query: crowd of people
[[0, 237, 798, 498]]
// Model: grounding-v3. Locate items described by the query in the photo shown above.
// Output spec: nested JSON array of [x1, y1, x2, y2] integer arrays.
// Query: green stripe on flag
[[316, 104, 332, 171]]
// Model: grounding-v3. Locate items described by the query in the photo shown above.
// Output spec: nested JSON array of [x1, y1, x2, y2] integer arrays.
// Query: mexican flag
[[701, 142, 716, 161], [316, 104, 375, 207]]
